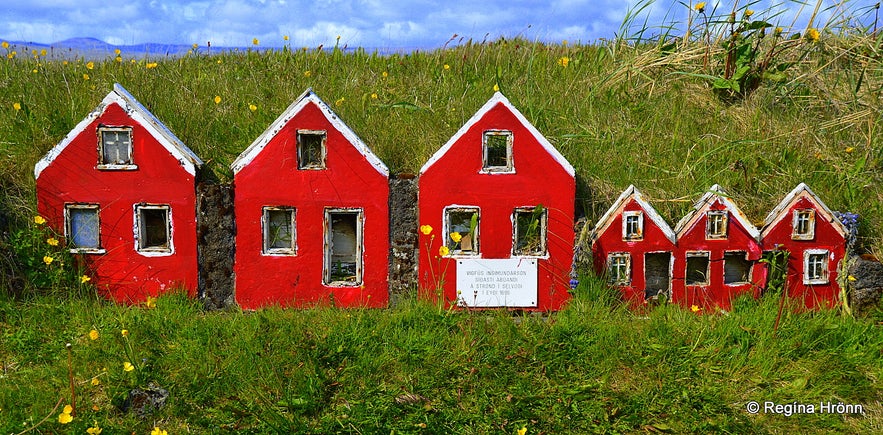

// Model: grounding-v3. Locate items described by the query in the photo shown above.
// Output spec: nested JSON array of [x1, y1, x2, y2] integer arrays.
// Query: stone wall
[[388, 175, 419, 306], [196, 183, 236, 310]]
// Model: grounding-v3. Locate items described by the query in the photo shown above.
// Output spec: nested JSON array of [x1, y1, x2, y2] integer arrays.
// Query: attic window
[[263, 207, 296, 255], [706, 211, 728, 239], [622, 211, 643, 241], [792, 209, 816, 240], [513, 206, 547, 256], [445, 207, 480, 255], [685, 251, 710, 285], [324, 209, 363, 286], [607, 253, 631, 285], [135, 204, 172, 255], [724, 251, 752, 285], [804, 249, 829, 285], [65, 204, 104, 254], [297, 130, 326, 169], [482, 130, 513, 173], [98, 126, 135, 168]]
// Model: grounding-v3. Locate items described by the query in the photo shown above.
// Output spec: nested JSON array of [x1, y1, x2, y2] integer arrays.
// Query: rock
[[848, 257, 883, 316], [120, 383, 169, 417]]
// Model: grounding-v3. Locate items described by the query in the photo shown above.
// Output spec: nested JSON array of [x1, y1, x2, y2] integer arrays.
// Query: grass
[[2, 0, 883, 432]]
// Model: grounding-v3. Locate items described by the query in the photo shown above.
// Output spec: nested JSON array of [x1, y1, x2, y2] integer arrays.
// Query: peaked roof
[[760, 183, 847, 239], [674, 184, 761, 241], [419, 92, 574, 176], [230, 88, 388, 176], [34, 83, 203, 179], [591, 185, 677, 244]]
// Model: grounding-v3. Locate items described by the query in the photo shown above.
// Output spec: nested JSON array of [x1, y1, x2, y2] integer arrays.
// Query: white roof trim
[[760, 183, 847, 239], [230, 88, 388, 176], [35, 83, 202, 179], [419, 92, 574, 176], [591, 185, 677, 245], [674, 184, 761, 241]]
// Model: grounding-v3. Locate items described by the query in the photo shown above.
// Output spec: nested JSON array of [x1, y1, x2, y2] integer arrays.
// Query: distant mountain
[[1, 37, 241, 59]]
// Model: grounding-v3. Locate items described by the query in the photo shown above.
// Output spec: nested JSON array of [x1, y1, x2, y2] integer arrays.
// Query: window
[[481, 130, 513, 173], [513, 206, 547, 256], [792, 209, 816, 240], [297, 130, 326, 169], [724, 251, 752, 285], [135, 204, 172, 254], [324, 209, 363, 286], [706, 211, 728, 239], [804, 249, 830, 285], [607, 253, 631, 285], [263, 207, 296, 255], [65, 204, 103, 253], [685, 252, 710, 285], [644, 252, 671, 298], [623, 211, 643, 240], [444, 207, 480, 255], [98, 126, 135, 168]]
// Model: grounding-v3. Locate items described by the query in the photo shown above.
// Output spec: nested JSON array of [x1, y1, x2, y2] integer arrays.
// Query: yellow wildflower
[[8, 51, 16, 59], [806, 28, 820, 42], [47, 237, 59, 246], [86, 61, 94, 70], [450, 232, 462, 243], [40, 49, 46, 56], [146, 62, 158, 69], [253, 38, 259, 45], [13, 102, 21, 111], [335, 97, 345, 107], [89, 329, 99, 340], [744, 9, 754, 18], [443, 64, 450, 70], [91, 377, 100, 386], [83, 73, 89, 81], [691, 305, 702, 313], [58, 406, 73, 424], [121, 329, 129, 337], [43, 255, 54, 265], [304, 70, 311, 77], [438, 246, 450, 256], [87, 423, 102, 434], [81, 275, 91, 284], [283, 35, 290, 41], [371, 93, 378, 99], [192, 43, 198, 49], [774, 27, 783, 36], [145, 296, 156, 309], [115, 48, 121, 55], [214, 95, 221, 104], [694, 2, 706, 13], [846, 146, 855, 153], [562, 39, 568, 46], [34, 216, 46, 224], [493, 83, 500, 92], [123, 362, 134, 372], [558, 56, 570, 68], [249, 103, 257, 112], [381, 71, 388, 78], [517, 427, 527, 435], [419, 225, 433, 235], [115, 56, 122, 63], [151, 427, 168, 435], [1, 41, 7, 49], [848, 275, 857, 282]]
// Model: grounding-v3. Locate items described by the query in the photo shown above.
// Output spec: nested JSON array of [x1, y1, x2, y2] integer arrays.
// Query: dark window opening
[[644, 252, 671, 298], [137, 206, 170, 252], [297, 130, 326, 169], [482, 130, 512, 172], [326, 211, 361, 285], [264, 207, 295, 254], [513, 206, 546, 256], [724, 252, 752, 284], [686, 253, 710, 285]]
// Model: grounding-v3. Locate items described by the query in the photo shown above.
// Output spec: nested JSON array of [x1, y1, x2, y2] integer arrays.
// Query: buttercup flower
[[493, 83, 500, 92], [253, 38, 259, 45], [214, 95, 221, 104], [517, 427, 527, 435], [151, 427, 168, 435], [304, 70, 312, 77], [558, 56, 570, 68], [121, 329, 129, 337], [146, 62, 158, 69], [848, 275, 857, 282], [89, 329, 99, 340], [691, 305, 702, 313], [371, 93, 378, 99], [774, 27, 783, 36], [83, 73, 90, 81], [382, 71, 388, 78], [145, 296, 156, 309], [438, 246, 450, 256], [694, 2, 706, 13], [419, 225, 433, 235], [443, 64, 450, 70], [744, 9, 754, 17], [13, 102, 21, 111], [86, 61, 94, 70], [806, 28, 820, 42], [87, 423, 102, 434], [249, 104, 257, 112], [115, 48, 121, 55], [58, 405, 73, 424], [91, 377, 100, 386], [450, 232, 462, 243], [1, 41, 7, 49], [335, 97, 345, 107], [123, 362, 134, 372], [34, 216, 46, 225], [46, 237, 59, 246], [81, 275, 91, 284], [43, 256, 54, 265], [846, 146, 855, 153], [283, 35, 290, 41]]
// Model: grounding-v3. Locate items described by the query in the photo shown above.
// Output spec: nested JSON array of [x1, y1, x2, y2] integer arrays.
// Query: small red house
[[591, 185, 677, 306], [231, 89, 389, 309], [34, 83, 203, 303], [418, 92, 575, 311], [672, 185, 765, 311], [761, 183, 847, 308]]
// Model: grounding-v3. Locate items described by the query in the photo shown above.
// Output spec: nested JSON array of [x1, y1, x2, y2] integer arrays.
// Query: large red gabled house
[[34, 83, 203, 303], [418, 92, 575, 311], [231, 89, 389, 309], [761, 183, 847, 309], [672, 185, 765, 311], [591, 185, 677, 306]]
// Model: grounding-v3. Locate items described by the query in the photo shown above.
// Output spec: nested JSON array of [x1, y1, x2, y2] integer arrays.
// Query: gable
[[231, 88, 388, 176], [674, 185, 760, 241], [591, 185, 676, 245], [34, 83, 202, 179], [761, 183, 847, 239]]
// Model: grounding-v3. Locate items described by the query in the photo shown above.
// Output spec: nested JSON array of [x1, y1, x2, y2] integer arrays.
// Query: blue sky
[[2, 0, 878, 49]]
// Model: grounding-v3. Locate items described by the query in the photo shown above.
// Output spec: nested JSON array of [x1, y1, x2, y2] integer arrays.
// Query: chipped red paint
[[418, 93, 575, 311], [232, 91, 389, 309]]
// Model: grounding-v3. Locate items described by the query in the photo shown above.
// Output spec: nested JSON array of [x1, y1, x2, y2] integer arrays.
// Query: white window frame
[[443, 206, 480, 256], [512, 206, 547, 257], [622, 211, 643, 241], [96, 126, 137, 170], [134, 204, 173, 256], [297, 129, 327, 170], [804, 249, 830, 285], [792, 209, 816, 240], [64, 204, 105, 254], [685, 251, 711, 286], [480, 130, 514, 173], [323, 208, 364, 286], [262, 206, 296, 255], [706, 211, 728, 239], [607, 253, 631, 285]]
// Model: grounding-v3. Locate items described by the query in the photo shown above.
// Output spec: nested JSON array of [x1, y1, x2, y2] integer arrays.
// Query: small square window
[[706, 211, 728, 239], [724, 251, 752, 285], [513, 206, 547, 256], [297, 130, 326, 169], [445, 207, 480, 255], [482, 130, 513, 172], [263, 207, 296, 255], [804, 250, 830, 284], [98, 126, 134, 167], [65, 204, 102, 253], [135, 204, 172, 254], [623, 211, 643, 240], [686, 252, 710, 285], [324, 209, 363, 286], [792, 209, 816, 240], [607, 253, 631, 285]]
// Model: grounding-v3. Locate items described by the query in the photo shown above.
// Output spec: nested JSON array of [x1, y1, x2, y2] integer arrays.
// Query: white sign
[[456, 258, 538, 307]]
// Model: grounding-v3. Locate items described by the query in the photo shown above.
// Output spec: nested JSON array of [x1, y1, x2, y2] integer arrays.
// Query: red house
[[591, 185, 677, 306], [231, 89, 389, 309], [418, 92, 575, 311], [672, 185, 765, 311], [34, 84, 203, 303], [760, 183, 847, 308]]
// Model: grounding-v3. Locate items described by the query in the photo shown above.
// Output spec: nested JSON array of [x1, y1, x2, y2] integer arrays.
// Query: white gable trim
[[419, 92, 574, 177], [674, 184, 760, 241], [760, 183, 847, 239], [591, 185, 677, 245], [230, 88, 388, 176], [35, 83, 202, 179]]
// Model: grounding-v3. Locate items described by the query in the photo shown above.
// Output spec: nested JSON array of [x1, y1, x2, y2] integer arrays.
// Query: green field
[[2, 1, 883, 433]]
